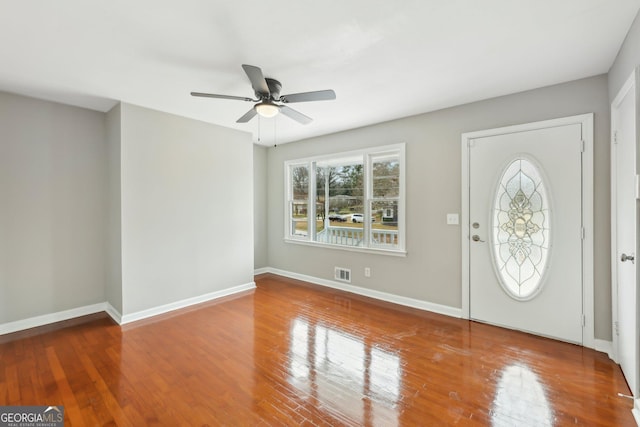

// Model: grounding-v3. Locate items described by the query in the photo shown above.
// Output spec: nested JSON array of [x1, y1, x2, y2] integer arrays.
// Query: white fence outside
[[317, 226, 398, 247]]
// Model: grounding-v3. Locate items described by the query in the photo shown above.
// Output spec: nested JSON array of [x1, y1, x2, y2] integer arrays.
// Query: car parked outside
[[352, 213, 376, 223], [329, 213, 347, 222], [352, 214, 364, 223]]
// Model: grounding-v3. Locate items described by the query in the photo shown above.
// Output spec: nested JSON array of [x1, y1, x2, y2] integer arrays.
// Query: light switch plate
[[447, 213, 459, 225]]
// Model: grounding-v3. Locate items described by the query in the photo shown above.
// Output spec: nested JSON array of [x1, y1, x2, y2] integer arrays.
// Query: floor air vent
[[334, 267, 351, 283]]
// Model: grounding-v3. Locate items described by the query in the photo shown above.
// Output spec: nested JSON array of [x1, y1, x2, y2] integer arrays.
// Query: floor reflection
[[288, 317, 401, 426], [492, 364, 554, 427]]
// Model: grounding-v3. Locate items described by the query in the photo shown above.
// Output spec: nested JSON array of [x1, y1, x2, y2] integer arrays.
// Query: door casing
[[461, 114, 594, 349], [610, 68, 639, 402]]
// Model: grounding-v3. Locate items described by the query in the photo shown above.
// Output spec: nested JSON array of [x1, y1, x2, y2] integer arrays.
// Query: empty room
[[1, 1, 640, 426]]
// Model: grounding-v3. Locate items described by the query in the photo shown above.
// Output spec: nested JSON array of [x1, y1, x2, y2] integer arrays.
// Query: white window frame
[[286, 162, 311, 240], [284, 143, 406, 256]]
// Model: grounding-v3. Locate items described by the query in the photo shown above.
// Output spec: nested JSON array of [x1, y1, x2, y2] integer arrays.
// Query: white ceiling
[[0, 1, 638, 145]]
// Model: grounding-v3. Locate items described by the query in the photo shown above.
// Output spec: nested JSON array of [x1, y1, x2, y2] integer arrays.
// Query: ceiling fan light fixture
[[191, 64, 334, 124], [255, 101, 280, 118]]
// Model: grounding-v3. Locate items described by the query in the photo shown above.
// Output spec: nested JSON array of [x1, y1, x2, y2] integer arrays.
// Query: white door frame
[[610, 68, 639, 401], [461, 114, 595, 348]]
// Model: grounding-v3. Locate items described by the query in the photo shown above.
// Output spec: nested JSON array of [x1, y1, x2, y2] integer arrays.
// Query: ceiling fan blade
[[242, 64, 270, 96], [280, 106, 312, 125], [279, 89, 336, 103], [191, 92, 255, 102], [236, 108, 258, 123]]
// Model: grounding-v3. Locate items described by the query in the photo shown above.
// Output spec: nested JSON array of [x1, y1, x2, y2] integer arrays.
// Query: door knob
[[472, 235, 485, 242], [621, 253, 635, 263]]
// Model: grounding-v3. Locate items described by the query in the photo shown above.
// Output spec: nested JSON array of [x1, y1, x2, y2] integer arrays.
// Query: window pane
[[371, 200, 398, 247], [291, 165, 309, 199], [290, 202, 308, 237], [319, 162, 364, 247], [372, 154, 400, 199], [315, 166, 328, 236], [492, 158, 550, 299], [331, 163, 364, 209], [290, 165, 309, 238]]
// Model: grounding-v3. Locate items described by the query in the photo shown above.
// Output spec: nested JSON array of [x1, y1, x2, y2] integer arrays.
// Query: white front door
[[466, 119, 586, 344], [611, 70, 638, 397]]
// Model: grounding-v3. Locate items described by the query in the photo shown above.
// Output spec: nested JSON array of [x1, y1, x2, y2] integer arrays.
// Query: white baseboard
[[0, 282, 256, 335], [633, 399, 639, 426], [0, 303, 108, 335], [594, 339, 614, 359], [254, 267, 270, 275], [263, 267, 462, 319], [120, 282, 256, 325], [104, 302, 123, 325]]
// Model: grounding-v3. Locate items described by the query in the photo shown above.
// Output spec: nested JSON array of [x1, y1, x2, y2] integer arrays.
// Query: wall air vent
[[334, 267, 351, 283]]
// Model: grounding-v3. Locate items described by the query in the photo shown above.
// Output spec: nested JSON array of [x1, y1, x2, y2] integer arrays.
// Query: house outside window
[[285, 144, 405, 255]]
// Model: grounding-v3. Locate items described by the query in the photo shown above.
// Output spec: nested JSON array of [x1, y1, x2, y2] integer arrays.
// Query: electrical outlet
[[364, 267, 371, 277]]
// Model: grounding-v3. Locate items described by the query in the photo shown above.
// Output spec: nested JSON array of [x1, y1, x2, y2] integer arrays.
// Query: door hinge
[[581, 227, 585, 240], [580, 140, 585, 152], [581, 314, 586, 327], [614, 321, 619, 336], [613, 131, 618, 144]]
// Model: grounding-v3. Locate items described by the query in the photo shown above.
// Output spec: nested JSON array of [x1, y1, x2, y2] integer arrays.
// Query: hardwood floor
[[0, 273, 635, 426]]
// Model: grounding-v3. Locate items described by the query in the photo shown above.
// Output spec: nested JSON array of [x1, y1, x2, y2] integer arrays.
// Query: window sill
[[284, 238, 408, 257]]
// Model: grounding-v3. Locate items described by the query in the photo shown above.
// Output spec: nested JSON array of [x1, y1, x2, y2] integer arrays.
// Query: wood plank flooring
[[0, 273, 635, 426]]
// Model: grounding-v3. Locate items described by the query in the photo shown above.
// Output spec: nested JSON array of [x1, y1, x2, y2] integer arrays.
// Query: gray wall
[[0, 92, 107, 323], [266, 75, 612, 340], [0, 94, 256, 327], [609, 10, 640, 100], [254, 145, 269, 269], [105, 104, 123, 313], [119, 103, 254, 315]]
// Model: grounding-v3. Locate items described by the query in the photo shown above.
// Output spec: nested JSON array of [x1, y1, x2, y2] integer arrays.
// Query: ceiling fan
[[191, 64, 336, 125]]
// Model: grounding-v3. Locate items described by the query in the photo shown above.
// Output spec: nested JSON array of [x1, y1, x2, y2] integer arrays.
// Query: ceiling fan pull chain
[[273, 115, 277, 146]]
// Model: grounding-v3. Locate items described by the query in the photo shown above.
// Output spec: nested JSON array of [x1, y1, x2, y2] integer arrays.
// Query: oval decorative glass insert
[[492, 158, 550, 299]]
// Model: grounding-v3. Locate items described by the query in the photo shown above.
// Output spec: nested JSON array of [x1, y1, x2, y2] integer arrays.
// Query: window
[[289, 164, 309, 237], [285, 144, 405, 254], [492, 157, 550, 299]]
